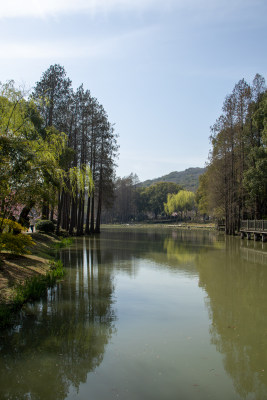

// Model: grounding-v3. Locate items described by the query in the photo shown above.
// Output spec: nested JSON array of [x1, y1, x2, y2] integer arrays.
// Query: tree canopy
[[0, 64, 118, 246], [199, 73, 267, 233], [164, 190, 196, 217]]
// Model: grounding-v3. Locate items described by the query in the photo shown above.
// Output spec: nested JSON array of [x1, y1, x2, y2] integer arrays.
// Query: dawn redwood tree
[[201, 74, 267, 233], [30, 64, 118, 234], [32, 64, 72, 130], [32, 64, 72, 219]]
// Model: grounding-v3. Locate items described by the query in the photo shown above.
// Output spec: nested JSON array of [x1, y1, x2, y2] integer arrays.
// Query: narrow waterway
[[1, 227, 267, 400]]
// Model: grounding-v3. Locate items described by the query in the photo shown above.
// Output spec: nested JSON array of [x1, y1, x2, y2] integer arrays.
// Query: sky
[[1, 0, 267, 181]]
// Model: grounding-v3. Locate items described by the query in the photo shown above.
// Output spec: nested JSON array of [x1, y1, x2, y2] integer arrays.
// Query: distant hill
[[139, 167, 206, 192]]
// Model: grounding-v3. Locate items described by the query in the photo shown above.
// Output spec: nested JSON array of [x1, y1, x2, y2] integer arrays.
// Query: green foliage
[[243, 148, 267, 208], [206, 74, 267, 231], [195, 174, 209, 215], [103, 178, 184, 222], [0, 81, 68, 221], [140, 168, 205, 192], [140, 182, 183, 218], [52, 238, 73, 249], [69, 165, 94, 196], [0, 233, 35, 255], [164, 190, 196, 216], [0, 260, 65, 327], [35, 220, 55, 233], [0, 219, 35, 254], [14, 260, 64, 304], [48, 260, 65, 280], [0, 218, 25, 234]]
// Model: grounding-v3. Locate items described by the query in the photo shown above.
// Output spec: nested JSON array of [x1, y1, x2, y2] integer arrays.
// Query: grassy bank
[[101, 222, 216, 231], [0, 233, 68, 327]]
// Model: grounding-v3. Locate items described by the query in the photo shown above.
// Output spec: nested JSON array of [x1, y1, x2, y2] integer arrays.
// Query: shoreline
[[0, 233, 65, 327], [101, 223, 216, 231]]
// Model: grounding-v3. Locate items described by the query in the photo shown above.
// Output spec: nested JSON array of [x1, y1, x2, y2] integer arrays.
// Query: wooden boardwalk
[[240, 220, 267, 242]]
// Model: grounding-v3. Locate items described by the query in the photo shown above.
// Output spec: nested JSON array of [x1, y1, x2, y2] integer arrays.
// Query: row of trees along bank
[[0, 64, 118, 235], [197, 74, 267, 235], [100, 175, 197, 223]]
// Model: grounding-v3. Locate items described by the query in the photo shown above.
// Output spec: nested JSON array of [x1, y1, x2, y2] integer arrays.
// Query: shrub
[[0, 218, 25, 234], [0, 259, 65, 327], [52, 238, 73, 249], [0, 232, 35, 254], [35, 219, 55, 233], [14, 260, 64, 303], [48, 260, 65, 280]]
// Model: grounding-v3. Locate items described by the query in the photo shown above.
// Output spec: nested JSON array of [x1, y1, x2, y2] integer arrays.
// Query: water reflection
[[197, 237, 267, 400], [0, 236, 116, 400], [97, 228, 219, 274], [0, 229, 267, 400]]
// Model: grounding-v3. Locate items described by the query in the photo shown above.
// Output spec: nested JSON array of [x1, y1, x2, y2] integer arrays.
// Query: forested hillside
[[140, 167, 205, 191]]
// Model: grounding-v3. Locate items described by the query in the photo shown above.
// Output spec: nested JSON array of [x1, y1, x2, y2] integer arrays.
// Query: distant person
[[29, 219, 34, 233]]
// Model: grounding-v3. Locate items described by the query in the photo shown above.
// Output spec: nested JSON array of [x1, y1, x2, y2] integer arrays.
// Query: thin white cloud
[[0, 0, 262, 19], [0, 41, 105, 60], [0, 26, 155, 60], [0, 0, 167, 18]]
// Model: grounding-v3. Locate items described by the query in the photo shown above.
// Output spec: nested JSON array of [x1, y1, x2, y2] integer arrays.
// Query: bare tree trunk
[[56, 189, 64, 235], [90, 194, 95, 233], [95, 194, 102, 233], [77, 192, 84, 235], [85, 195, 91, 234], [19, 201, 35, 227], [50, 207, 54, 222], [69, 193, 77, 235]]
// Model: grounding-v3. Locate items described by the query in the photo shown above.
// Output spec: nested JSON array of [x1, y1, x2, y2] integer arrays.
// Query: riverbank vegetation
[[0, 64, 118, 237], [0, 233, 66, 327], [1, 69, 266, 237], [197, 74, 267, 234], [101, 178, 186, 222], [101, 74, 266, 233]]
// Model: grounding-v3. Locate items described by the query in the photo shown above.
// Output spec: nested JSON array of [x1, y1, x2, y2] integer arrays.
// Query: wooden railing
[[240, 220, 267, 232]]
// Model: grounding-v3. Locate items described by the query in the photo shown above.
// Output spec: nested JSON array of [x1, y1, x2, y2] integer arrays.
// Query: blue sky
[[1, 0, 266, 181]]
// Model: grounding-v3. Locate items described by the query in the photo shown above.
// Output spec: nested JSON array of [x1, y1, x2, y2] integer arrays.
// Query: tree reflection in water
[[197, 237, 267, 400], [1, 228, 267, 400], [0, 236, 116, 400]]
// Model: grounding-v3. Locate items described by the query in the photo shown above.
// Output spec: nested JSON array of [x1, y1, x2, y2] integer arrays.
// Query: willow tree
[[32, 64, 73, 220], [0, 81, 67, 227], [164, 190, 195, 220]]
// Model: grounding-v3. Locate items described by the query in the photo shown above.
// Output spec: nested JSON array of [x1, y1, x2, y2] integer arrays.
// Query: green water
[[1, 227, 267, 400]]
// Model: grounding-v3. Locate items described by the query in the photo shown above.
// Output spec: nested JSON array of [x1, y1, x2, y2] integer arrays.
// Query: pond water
[[1, 227, 267, 400]]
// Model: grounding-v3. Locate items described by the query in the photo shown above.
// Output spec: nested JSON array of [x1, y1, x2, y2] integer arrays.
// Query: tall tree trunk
[[90, 194, 95, 233], [42, 203, 49, 220], [56, 189, 64, 235], [85, 195, 91, 234], [80, 197, 85, 235], [95, 194, 102, 233], [69, 193, 77, 235], [77, 192, 84, 236], [18, 201, 35, 227], [50, 207, 54, 222]]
